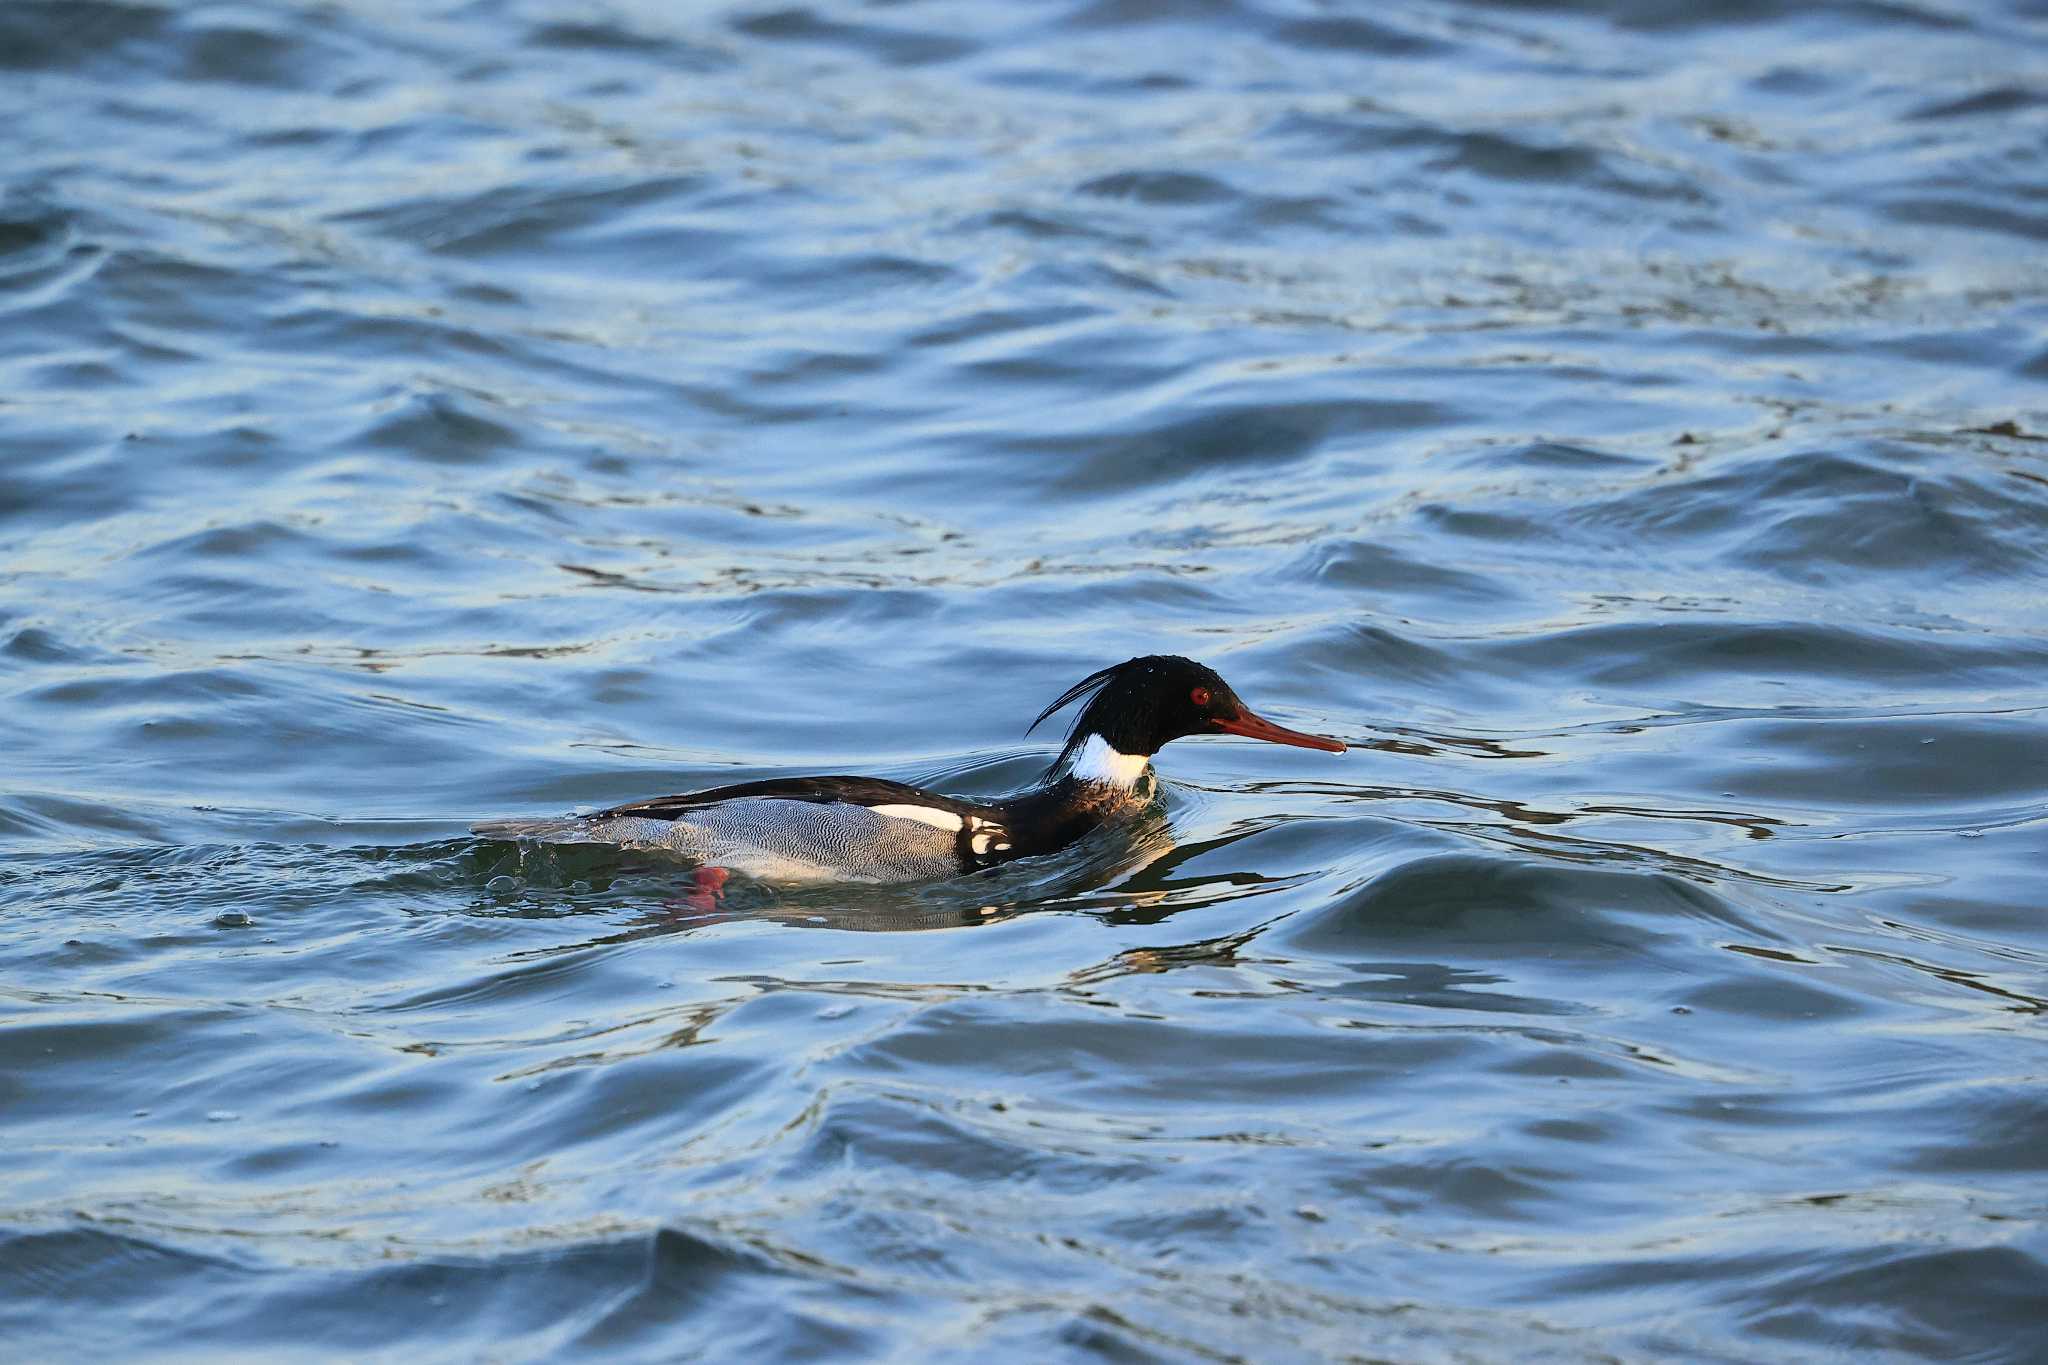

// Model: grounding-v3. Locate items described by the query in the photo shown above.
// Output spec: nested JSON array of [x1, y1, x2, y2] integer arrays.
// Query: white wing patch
[[869, 804, 966, 833], [961, 814, 1007, 857], [869, 804, 1012, 859]]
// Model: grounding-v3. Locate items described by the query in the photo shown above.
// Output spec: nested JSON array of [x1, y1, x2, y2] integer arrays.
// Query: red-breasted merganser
[[474, 655, 1344, 886]]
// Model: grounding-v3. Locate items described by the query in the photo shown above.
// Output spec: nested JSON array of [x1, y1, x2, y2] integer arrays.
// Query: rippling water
[[4, 0, 2047, 1359]]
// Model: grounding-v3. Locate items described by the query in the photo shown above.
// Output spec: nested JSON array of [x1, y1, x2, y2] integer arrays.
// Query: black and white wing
[[478, 776, 1014, 884]]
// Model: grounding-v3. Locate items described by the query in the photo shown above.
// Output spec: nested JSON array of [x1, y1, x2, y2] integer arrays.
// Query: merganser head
[[1028, 655, 1345, 781]]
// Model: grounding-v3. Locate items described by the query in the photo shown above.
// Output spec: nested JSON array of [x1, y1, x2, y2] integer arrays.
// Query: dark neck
[[997, 768, 1153, 861]]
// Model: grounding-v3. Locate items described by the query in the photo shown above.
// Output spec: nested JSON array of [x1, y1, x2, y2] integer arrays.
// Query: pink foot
[[684, 866, 730, 912]]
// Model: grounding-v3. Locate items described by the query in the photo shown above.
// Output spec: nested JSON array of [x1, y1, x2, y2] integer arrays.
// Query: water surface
[[3, 0, 2047, 1359]]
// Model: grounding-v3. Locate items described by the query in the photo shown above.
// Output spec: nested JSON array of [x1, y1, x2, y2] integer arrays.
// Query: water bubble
[[206, 1110, 240, 1123], [213, 910, 252, 928], [486, 874, 524, 896], [818, 1003, 855, 1020]]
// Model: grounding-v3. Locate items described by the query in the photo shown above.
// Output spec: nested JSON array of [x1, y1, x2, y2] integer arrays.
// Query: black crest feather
[[1025, 660, 1122, 749], [1025, 655, 1210, 760]]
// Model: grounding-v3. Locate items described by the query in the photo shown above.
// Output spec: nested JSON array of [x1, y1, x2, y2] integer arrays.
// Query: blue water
[[4, 0, 2047, 1359]]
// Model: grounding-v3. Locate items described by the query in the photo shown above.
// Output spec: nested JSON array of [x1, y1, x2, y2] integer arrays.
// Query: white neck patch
[[1068, 734, 1150, 788]]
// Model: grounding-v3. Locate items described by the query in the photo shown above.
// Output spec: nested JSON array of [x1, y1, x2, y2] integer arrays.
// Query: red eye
[[1190, 687, 1211, 707]]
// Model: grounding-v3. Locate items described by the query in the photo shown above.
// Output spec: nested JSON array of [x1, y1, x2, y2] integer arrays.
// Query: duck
[[474, 655, 1344, 888]]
